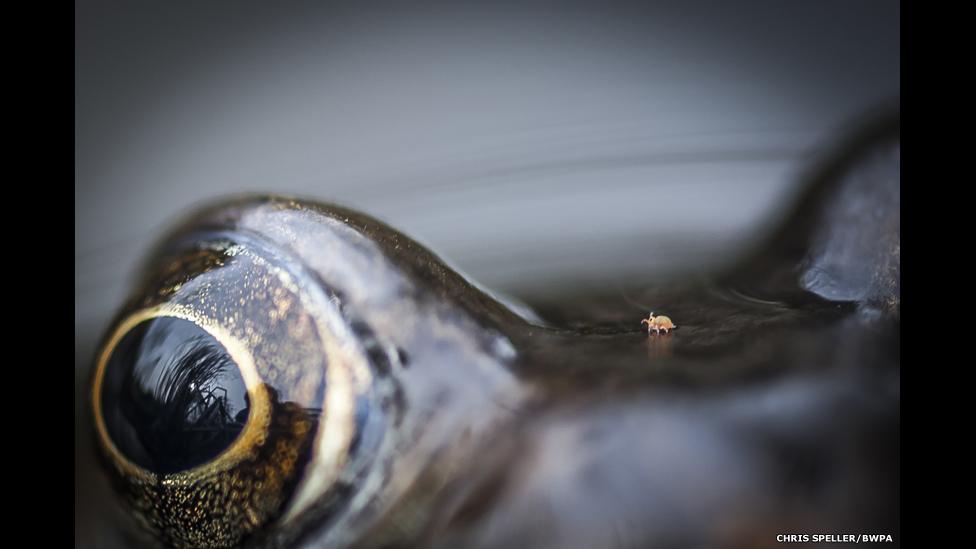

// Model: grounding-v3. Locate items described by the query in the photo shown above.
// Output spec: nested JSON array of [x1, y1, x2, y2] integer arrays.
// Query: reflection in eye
[[93, 306, 323, 548], [100, 317, 251, 475]]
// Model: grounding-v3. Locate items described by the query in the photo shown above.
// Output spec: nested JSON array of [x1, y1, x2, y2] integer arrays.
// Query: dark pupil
[[100, 317, 250, 475]]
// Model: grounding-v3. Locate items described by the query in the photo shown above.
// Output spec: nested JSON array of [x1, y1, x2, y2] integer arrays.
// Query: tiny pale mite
[[641, 312, 676, 334]]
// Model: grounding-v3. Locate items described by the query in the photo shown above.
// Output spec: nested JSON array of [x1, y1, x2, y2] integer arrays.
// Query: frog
[[81, 113, 899, 549]]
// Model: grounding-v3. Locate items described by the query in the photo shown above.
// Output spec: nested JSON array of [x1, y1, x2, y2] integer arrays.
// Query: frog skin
[[86, 113, 899, 549]]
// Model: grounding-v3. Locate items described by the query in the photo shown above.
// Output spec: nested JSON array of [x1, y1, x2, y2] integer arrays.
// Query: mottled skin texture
[[88, 114, 899, 549]]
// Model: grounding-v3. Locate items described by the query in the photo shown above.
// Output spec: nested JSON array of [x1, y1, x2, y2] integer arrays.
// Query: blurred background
[[76, 1, 898, 546]]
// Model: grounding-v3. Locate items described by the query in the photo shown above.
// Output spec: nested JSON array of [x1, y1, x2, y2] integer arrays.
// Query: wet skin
[[84, 115, 899, 548]]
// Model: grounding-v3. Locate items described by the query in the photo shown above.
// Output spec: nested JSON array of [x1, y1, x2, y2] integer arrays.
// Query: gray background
[[75, 3, 898, 543], [76, 0, 900, 336]]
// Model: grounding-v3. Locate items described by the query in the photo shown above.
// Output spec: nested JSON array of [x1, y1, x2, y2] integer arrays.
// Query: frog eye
[[90, 224, 379, 548], [96, 314, 260, 477], [91, 198, 521, 548]]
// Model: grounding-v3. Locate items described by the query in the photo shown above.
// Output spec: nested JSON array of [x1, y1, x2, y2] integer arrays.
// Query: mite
[[641, 312, 676, 335]]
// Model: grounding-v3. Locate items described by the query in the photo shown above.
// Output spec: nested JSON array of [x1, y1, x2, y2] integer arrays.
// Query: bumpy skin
[[91, 115, 899, 549]]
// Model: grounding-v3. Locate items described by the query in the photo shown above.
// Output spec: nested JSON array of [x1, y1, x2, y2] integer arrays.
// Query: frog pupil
[[100, 317, 250, 475]]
